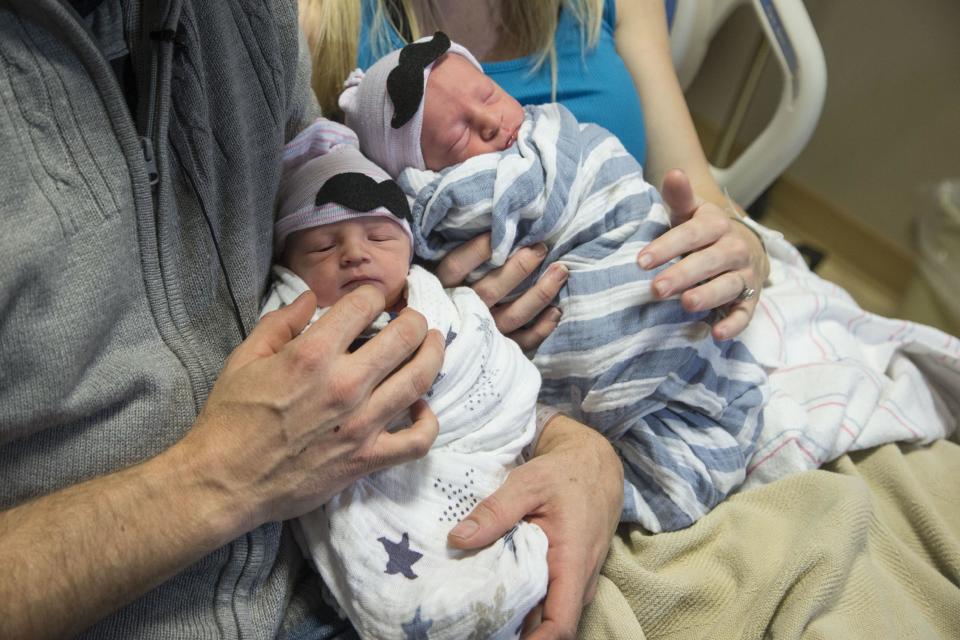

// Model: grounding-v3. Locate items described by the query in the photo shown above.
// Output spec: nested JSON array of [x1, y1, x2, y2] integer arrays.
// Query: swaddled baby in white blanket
[[261, 119, 547, 640]]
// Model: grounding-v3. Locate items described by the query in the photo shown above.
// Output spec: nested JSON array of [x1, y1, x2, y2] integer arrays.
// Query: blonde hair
[[299, 0, 604, 118]]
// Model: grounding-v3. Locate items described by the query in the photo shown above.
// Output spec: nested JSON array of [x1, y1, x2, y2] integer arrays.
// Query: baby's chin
[[339, 280, 406, 311]]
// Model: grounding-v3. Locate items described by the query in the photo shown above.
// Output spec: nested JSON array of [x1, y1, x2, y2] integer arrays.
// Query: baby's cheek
[[300, 268, 341, 307]]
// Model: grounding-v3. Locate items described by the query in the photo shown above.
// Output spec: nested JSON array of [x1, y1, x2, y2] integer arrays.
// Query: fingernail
[[533, 243, 548, 258], [549, 307, 563, 322], [551, 264, 569, 282], [654, 280, 670, 296], [449, 518, 479, 540], [638, 253, 653, 269]]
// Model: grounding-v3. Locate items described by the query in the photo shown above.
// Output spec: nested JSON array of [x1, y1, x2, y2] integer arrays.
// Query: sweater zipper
[[132, 1, 167, 200], [139, 135, 159, 189], [129, 6, 255, 635]]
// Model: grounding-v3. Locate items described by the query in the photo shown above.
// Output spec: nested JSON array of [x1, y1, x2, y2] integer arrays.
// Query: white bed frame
[[668, 0, 827, 206]]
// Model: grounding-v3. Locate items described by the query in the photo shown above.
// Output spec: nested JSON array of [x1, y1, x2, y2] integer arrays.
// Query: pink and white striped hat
[[274, 118, 414, 257]]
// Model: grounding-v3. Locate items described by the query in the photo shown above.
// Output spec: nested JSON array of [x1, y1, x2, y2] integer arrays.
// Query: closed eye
[[448, 127, 469, 153]]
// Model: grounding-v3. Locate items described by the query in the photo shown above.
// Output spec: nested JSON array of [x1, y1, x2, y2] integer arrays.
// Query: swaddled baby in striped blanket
[[340, 32, 769, 534]]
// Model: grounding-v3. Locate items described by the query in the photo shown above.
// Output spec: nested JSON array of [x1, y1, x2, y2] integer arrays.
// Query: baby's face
[[284, 217, 411, 310], [421, 53, 525, 170]]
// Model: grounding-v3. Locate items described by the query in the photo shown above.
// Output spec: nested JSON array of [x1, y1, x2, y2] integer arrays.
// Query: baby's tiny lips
[[344, 274, 379, 287], [504, 124, 520, 150]]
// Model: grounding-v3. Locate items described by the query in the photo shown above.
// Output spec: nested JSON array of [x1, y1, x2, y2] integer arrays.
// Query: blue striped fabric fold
[[400, 104, 768, 532]]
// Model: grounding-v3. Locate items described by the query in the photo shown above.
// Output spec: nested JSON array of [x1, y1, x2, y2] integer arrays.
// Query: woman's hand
[[447, 415, 623, 640], [637, 169, 770, 340], [435, 234, 568, 351]]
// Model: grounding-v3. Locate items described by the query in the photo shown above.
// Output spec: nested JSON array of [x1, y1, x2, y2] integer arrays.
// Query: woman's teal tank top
[[356, 0, 648, 165]]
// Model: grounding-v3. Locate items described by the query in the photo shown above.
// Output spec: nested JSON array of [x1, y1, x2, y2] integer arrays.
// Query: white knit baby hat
[[274, 118, 414, 256], [338, 31, 482, 178]]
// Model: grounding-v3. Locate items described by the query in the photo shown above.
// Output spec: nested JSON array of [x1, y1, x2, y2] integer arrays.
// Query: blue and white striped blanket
[[399, 104, 768, 532]]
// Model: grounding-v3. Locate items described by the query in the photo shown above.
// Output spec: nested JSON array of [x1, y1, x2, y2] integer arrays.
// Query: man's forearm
[[0, 440, 245, 639]]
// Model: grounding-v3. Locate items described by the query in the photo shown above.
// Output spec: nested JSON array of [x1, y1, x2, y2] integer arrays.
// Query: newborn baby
[[262, 119, 548, 640], [340, 32, 769, 534]]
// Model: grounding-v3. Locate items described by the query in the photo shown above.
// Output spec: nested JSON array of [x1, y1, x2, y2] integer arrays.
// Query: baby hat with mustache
[[338, 31, 482, 178], [275, 118, 414, 257]]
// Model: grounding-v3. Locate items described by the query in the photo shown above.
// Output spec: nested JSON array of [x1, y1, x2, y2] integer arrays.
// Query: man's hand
[[447, 416, 623, 639], [0, 285, 444, 639], [435, 234, 568, 351], [179, 285, 445, 530]]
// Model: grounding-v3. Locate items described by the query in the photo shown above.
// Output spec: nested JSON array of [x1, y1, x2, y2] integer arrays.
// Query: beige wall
[[684, 0, 960, 254]]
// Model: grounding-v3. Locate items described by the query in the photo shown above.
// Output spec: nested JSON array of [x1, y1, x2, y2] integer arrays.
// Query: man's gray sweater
[[0, 0, 333, 637]]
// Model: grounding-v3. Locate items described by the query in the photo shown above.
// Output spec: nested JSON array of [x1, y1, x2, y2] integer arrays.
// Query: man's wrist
[[522, 404, 561, 460], [533, 413, 600, 457], [160, 434, 256, 544]]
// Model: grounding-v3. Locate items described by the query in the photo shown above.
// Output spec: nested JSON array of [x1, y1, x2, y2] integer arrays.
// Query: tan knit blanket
[[580, 437, 960, 639]]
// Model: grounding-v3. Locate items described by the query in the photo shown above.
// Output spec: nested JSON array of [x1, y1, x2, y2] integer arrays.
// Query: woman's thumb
[[661, 168, 698, 227]]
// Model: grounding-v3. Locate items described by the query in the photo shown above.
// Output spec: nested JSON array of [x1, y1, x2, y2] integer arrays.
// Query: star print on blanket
[[502, 525, 519, 561], [402, 607, 433, 640], [465, 585, 517, 640], [378, 533, 422, 579]]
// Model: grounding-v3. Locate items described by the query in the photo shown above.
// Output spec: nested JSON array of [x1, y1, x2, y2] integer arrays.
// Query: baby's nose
[[340, 239, 368, 263], [476, 109, 501, 142]]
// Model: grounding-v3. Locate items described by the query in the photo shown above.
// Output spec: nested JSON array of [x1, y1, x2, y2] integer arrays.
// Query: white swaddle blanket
[[734, 226, 960, 487], [260, 265, 548, 640]]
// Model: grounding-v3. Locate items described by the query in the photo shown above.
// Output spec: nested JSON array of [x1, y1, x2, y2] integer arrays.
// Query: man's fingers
[[525, 569, 583, 640], [367, 399, 440, 468], [660, 168, 699, 227], [228, 291, 317, 371], [520, 603, 544, 638], [447, 470, 542, 549], [472, 243, 549, 308], [525, 619, 577, 640], [505, 306, 563, 352], [344, 306, 431, 384], [353, 329, 445, 428], [434, 233, 493, 287], [302, 285, 386, 354], [491, 262, 566, 334], [583, 566, 601, 604]]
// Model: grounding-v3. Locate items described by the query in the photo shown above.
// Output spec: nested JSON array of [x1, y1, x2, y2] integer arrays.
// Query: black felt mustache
[[314, 172, 411, 222], [387, 31, 451, 129]]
